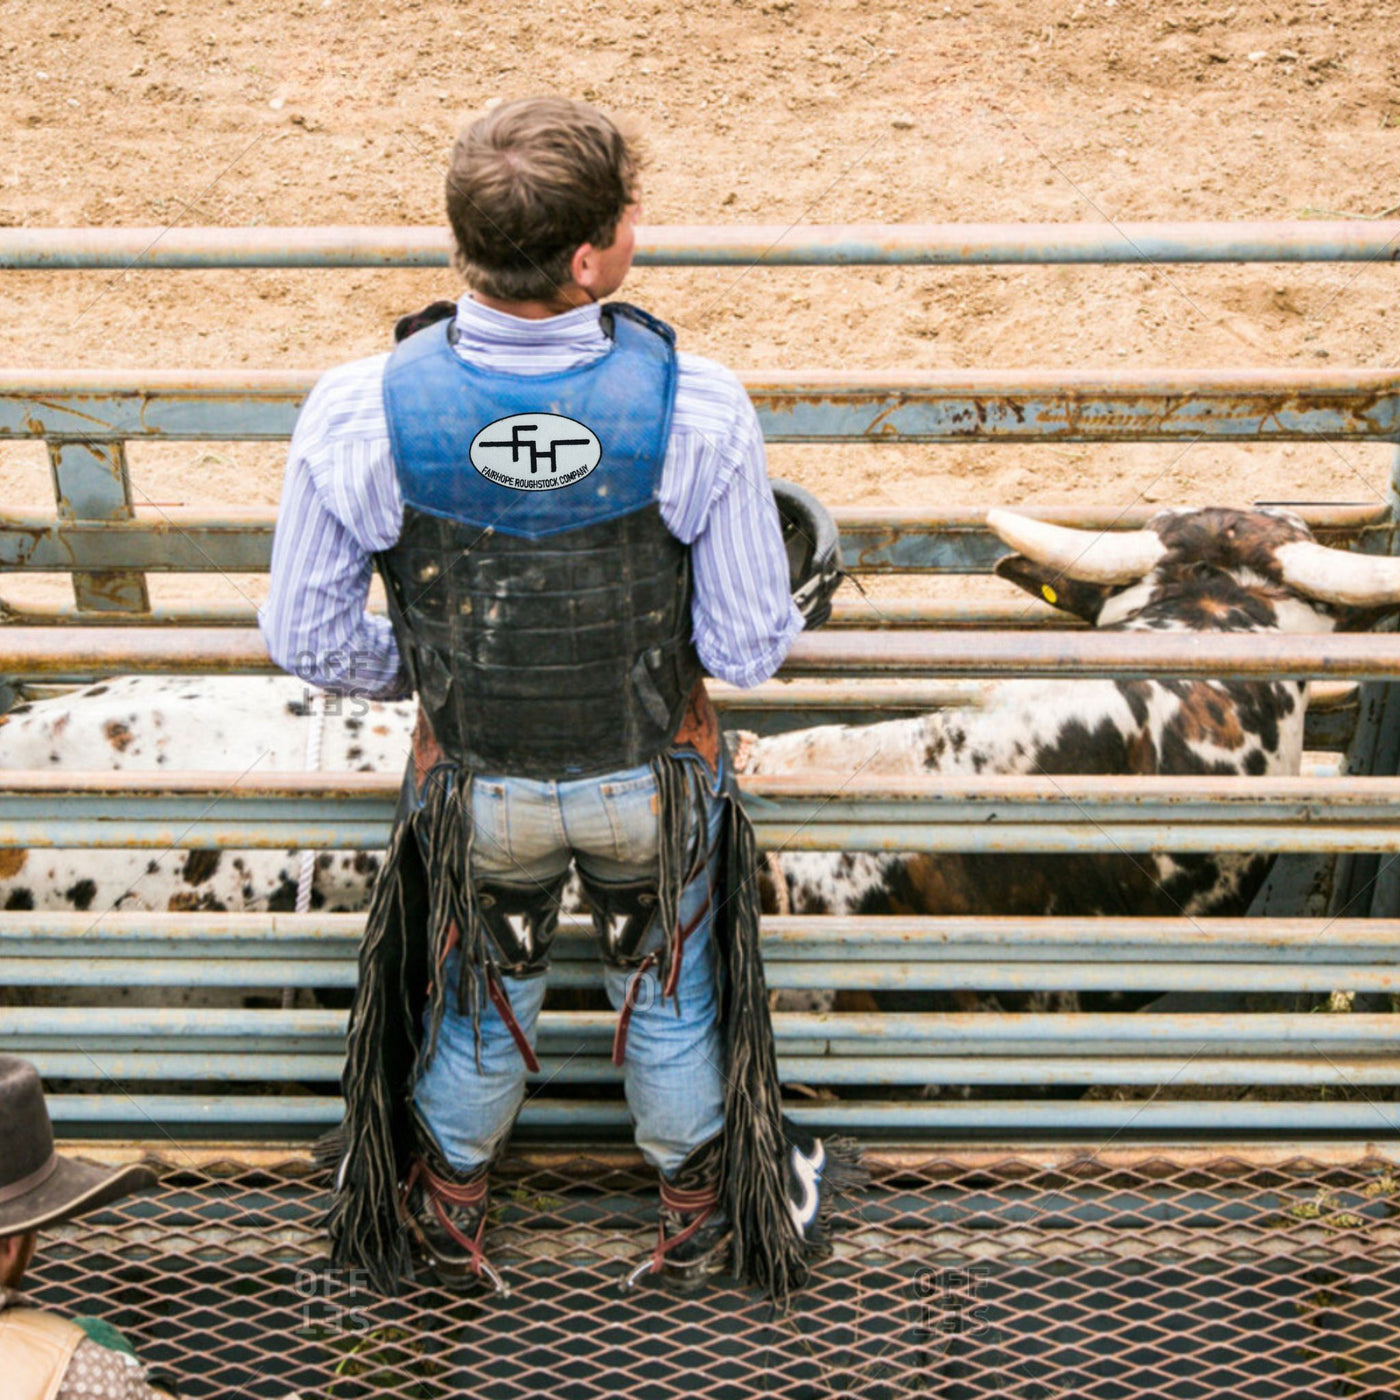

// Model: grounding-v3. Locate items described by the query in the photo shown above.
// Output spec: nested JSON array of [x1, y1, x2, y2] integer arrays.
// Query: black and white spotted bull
[[1, 506, 1395, 934], [0, 677, 416, 914], [740, 506, 1400, 943]]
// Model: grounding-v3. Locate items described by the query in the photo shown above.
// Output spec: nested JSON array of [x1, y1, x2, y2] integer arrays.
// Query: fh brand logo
[[470, 413, 602, 491]]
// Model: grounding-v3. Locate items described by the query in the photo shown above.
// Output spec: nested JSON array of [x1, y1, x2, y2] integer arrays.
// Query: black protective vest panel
[[378, 502, 702, 779]]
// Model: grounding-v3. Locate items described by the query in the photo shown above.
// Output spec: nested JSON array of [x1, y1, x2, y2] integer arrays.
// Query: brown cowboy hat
[[0, 1056, 156, 1236]]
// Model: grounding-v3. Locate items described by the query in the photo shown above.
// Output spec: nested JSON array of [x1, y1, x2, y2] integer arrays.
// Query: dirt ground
[[1, 0, 1399, 613]]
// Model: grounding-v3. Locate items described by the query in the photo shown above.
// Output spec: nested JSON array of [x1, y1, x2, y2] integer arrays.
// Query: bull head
[[987, 507, 1400, 627]]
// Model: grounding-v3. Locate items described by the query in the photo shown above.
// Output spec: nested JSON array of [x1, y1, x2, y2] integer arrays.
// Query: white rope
[[295, 690, 327, 916]]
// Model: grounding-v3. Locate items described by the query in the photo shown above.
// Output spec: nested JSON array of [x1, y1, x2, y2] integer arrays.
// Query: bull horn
[[1276, 539, 1400, 606], [986, 509, 1166, 585]]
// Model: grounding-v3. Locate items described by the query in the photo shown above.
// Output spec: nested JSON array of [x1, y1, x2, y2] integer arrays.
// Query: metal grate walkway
[[22, 1147, 1400, 1398]]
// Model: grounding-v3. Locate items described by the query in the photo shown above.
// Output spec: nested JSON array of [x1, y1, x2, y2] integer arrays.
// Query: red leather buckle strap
[[612, 951, 658, 1067], [620, 1179, 720, 1288], [403, 1159, 509, 1295], [662, 884, 711, 1000], [485, 965, 541, 1072], [614, 875, 714, 1066]]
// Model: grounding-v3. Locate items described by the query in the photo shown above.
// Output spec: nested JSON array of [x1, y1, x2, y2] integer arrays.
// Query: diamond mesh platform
[[23, 1148, 1400, 1399]]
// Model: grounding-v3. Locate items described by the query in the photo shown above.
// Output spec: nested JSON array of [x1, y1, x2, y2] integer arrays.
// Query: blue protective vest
[[383, 302, 678, 538], [376, 303, 703, 779]]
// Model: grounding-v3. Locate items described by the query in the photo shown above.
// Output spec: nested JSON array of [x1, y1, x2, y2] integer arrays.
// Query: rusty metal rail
[[5, 367, 1400, 442], [4, 225, 1400, 1152], [0, 595, 1063, 629], [1, 625, 1398, 682], [0, 501, 1388, 576], [5, 220, 1400, 267], [7, 769, 1400, 853]]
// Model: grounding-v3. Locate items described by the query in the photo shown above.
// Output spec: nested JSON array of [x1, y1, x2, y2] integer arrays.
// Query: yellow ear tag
[[1041, 584, 1058, 605]]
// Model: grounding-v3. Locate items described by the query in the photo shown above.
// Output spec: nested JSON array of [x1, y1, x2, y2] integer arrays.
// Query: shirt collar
[[451, 295, 610, 355]]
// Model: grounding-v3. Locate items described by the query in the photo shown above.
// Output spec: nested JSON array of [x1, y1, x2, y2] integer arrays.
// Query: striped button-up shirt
[[259, 296, 803, 697]]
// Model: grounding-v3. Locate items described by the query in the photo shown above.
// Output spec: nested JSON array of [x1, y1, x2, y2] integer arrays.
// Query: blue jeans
[[412, 758, 727, 1177]]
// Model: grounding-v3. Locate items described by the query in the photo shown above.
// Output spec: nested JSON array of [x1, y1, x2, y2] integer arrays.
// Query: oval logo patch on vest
[[469, 413, 603, 491]]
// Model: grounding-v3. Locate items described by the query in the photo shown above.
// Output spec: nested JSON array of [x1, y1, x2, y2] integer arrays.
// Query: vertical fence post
[[46, 438, 151, 614], [1326, 441, 1400, 925]]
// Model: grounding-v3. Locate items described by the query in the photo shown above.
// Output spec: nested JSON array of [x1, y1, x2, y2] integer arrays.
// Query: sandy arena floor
[[1, 0, 1398, 614]]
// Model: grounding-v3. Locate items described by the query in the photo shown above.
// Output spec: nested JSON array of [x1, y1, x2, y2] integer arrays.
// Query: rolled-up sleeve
[[258, 358, 409, 697]]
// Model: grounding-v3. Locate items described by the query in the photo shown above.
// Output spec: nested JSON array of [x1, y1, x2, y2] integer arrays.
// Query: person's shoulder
[[675, 349, 746, 396], [672, 351, 754, 431], [71, 1314, 140, 1358], [298, 352, 392, 440], [308, 352, 392, 407]]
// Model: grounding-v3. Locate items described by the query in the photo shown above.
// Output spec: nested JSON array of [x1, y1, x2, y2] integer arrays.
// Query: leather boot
[[400, 1134, 507, 1295], [624, 1135, 731, 1295]]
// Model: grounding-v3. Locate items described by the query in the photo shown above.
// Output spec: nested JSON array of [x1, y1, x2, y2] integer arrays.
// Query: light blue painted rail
[[4, 368, 1400, 444], [3, 221, 1398, 269], [36, 1094, 1400, 1132], [7, 771, 1400, 853], [3, 222, 1399, 1140]]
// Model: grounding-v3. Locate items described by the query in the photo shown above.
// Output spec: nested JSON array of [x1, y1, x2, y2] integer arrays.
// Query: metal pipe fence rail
[[13, 1007, 1400, 1129], [0, 500, 1391, 575], [5, 220, 1400, 267], [21, 1146, 1400, 1399], [4, 221, 1398, 632], [8, 368, 1395, 632], [6, 768, 1400, 850], [7, 767, 1400, 1133], [4, 625, 1400, 680], [9, 768, 1400, 842], [5, 367, 1400, 442], [3, 224, 1399, 1143]]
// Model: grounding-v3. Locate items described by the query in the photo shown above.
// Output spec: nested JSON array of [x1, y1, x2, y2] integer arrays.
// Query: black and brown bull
[[739, 506, 1400, 956]]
